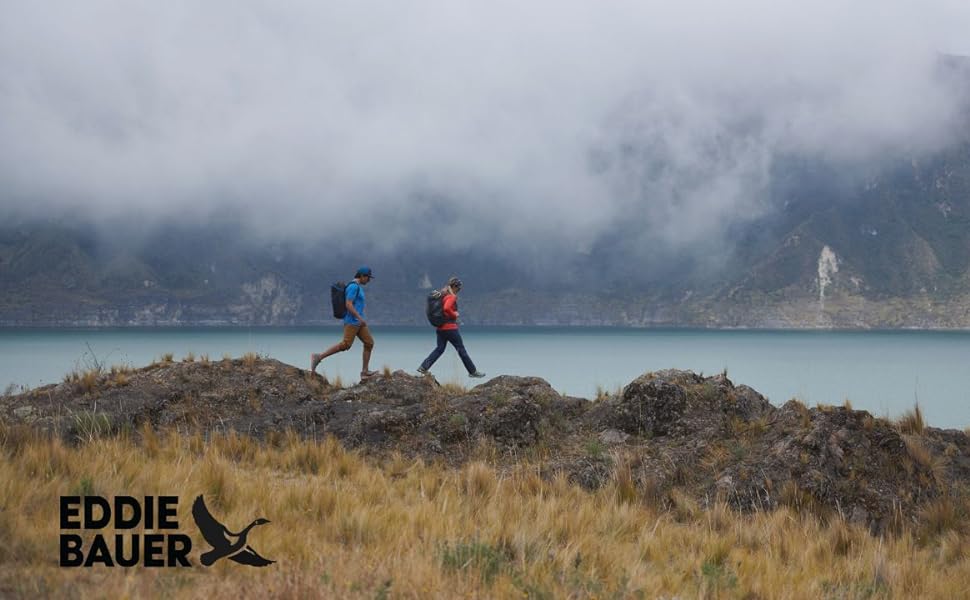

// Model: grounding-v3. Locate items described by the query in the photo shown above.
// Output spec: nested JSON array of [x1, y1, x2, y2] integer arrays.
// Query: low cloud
[[1, 0, 968, 267]]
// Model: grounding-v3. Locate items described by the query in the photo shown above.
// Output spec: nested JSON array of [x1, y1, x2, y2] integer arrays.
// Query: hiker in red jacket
[[417, 276, 485, 378]]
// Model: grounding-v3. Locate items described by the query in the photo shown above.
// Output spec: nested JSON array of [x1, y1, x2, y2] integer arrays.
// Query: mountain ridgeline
[[5, 140, 970, 328]]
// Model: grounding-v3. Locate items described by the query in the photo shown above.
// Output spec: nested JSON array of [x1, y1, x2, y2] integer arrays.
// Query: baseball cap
[[356, 266, 375, 278]]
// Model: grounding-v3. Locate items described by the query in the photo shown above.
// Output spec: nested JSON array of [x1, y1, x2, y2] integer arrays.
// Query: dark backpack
[[426, 290, 447, 327], [330, 282, 348, 319], [331, 281, 361, 320]]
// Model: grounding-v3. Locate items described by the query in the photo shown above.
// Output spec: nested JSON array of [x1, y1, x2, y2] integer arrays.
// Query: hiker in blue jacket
[[311, 266, 378, 379]]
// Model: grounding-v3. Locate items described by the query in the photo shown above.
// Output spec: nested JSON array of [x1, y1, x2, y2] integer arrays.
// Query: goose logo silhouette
[[191, 495, 275, 567]]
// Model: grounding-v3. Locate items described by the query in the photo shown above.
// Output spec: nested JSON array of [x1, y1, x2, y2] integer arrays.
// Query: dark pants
[[420, 329, 477, 374]]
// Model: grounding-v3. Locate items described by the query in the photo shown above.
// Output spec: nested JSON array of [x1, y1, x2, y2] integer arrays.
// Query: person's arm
[[345, 301, 365, 324]]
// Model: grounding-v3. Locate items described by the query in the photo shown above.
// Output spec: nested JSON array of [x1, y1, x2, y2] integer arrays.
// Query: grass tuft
[[242, 352, 259, 370], [72, 411, 115, 442], [611, 458, 638, 506], [903, 435, 933, 471], [585, 437, 606, 459], [594, 385, 611, 402], [462, 461, 497, 498], [897, 403, 926, 435], [918, 497, 966, 541], [63, 368, 101, 395], [440, 381, 468, 395], [440, 540, 508, 584]]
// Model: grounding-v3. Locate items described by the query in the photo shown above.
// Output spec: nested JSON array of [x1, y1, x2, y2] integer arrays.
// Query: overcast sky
[[1, 1, 969, 256]]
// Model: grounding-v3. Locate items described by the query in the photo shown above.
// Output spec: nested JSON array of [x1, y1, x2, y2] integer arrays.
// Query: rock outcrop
[[2, 357, 967, 533]]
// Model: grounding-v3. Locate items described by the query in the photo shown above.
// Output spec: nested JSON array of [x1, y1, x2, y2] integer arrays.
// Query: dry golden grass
[[594, 385, 610, 402], [729, 416, 770, 438], [918, 498, 965, 543], [902, 434, 951, 489], [788, 398, 812, 428], [904, 435, 934, 470], [106, 365, 131, 387], [241, 352, 259, 371], [108, 364, 131, 376], [439, 381, 467, 395], [62, 368, 100, 395], [593, 384, 623, 403], [1, 428, 969, 599], [897, 403, 926, 435], [182, 352, 196, 363]]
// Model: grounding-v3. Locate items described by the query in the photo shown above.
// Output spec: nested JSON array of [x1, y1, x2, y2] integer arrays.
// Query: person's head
[[447, 276, 462, 294], [355, 266, 375, 284]]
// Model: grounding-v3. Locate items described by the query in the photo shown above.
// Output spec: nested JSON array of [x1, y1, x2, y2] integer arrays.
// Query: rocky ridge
[[3, 357, 968, 534]]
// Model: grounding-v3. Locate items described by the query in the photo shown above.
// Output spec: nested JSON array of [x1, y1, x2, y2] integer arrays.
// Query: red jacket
[[438, 293, 459, 331]]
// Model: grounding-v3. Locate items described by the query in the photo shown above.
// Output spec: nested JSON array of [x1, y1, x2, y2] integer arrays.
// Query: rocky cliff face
[[4, 358, 967, 534], [230, 273, 303, 325]]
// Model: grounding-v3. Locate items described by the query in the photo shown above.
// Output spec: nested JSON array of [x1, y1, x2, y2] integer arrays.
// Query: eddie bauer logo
[[192, 495, 274, 566], [59, 494, 274, 568]]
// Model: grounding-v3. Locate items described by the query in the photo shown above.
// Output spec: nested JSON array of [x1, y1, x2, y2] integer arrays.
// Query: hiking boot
[[310, 353, 322, 373], [416, 366, 429, 375], [469, 371, 486, 378]]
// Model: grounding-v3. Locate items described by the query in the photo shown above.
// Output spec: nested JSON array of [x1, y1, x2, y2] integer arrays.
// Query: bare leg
[[358, 325, 377, 377], [320, 342, 345, 359], [311, 341, 350, 373]]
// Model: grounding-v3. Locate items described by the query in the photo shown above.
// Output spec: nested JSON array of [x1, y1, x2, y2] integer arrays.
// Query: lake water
[[1, 327, 968, 429]]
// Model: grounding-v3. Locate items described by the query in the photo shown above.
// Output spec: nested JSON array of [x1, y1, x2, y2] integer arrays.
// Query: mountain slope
[[4, 144, 970, 327]]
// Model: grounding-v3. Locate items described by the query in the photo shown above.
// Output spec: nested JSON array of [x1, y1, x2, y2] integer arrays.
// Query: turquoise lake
[[1, 327, 968, 429]]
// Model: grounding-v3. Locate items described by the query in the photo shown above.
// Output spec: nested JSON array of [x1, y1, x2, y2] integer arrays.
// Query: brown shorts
[[339, 324, 374, 350]]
